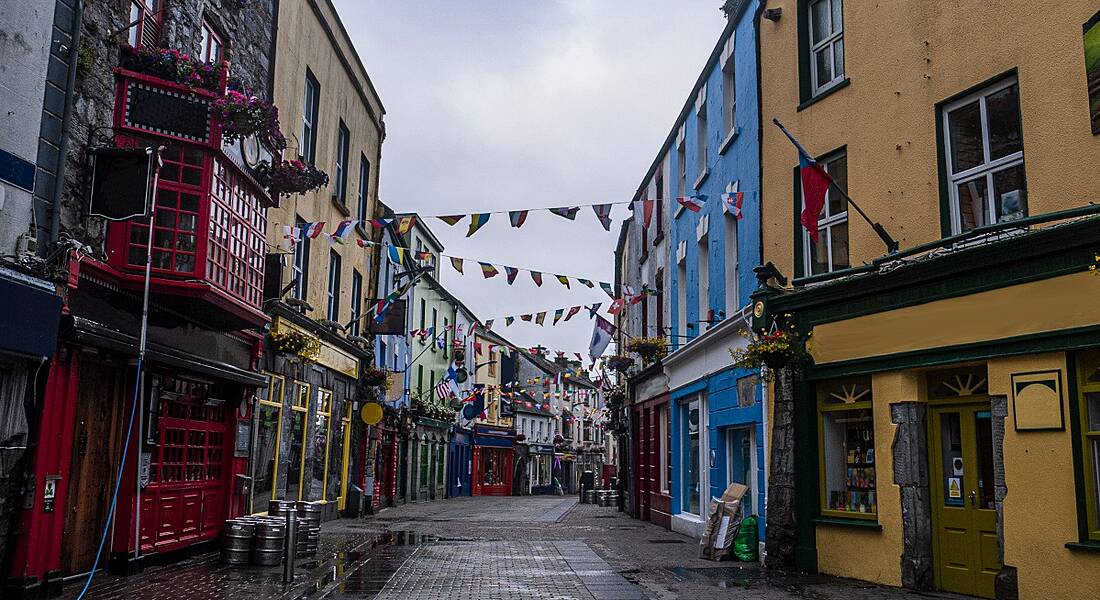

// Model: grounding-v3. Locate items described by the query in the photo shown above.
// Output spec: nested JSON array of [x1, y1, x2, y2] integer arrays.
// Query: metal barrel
[[268, 500, 297, 517], [584, 490, 596, 504], [295, 501, 323, 526], [252, 520, 286, 566], [221, 520, 255, 565]]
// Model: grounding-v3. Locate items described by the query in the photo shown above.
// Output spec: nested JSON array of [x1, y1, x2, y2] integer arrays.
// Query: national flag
[[576, 278, 594, 288], [587, 303, 602, 318], [530, 271, 543, 287], [599, 282, 615, 298], [479, 262, 498, 278], [549, 207, 580, 220], [281, 225, 300, 249], [438, 215, 464, 226], [415, 251, 432, 261], [446, 365, 458, 382], [484, 319, 494, 330], [592, 204, 613, 231], [461, 390, 486, 421], [564, 306, 581, 321], [355, 239, 372, 249], [450, 256, 464, 274], [535, 312, 546, 326], [505, 266, 519, 285], [588, 315, 615, 360], [676, 194, 708, 212], [467, 213, 490, 237], [509, 210, 528, 228], [553, 308, 564, 325], [435, 377, 456, 401], [555, 274, 570, 288], [388, 245, 405, 264], [505, 316, 515, 326], [774, 119, 833, 242], [329, 220, 353, 244], [396, 215, 416, 235], [302, 221, 326, 238], [369, 218, 393, 229], [608, 298, 626, 315], [724, 191, 745, 220]]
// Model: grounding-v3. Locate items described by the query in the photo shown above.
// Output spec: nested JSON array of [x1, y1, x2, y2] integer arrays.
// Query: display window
[[308, 388, 333, 501], [681, 397, 702, 515], [252, 373, 284, 513], [818, 377, 876, 518], [1077, 350, 1100, 541], [286, 381, 310, 501]]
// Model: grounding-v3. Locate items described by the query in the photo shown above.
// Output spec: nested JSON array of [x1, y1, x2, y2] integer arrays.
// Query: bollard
[[283, 507, 297, 583]]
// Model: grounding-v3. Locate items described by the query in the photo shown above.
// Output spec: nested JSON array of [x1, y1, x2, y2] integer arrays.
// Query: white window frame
[[720, 32, 738, 150], [291, 223, 309, 301], [680, 395, 707, 517], [676, 245, 688, 340], [326, 250, 341, 321], [676, 127, 687, 199], [808, 0, 845, 96], [659, 404, 670, 493], [350, 269, 363, 336], [200, 19, 222, 64], [301, 71, 320, 164], [723, 181, 739, 317], [697, 217, 709, 325], [942, 76, 1025, 235], [801, 152, 848, 277], [694, 84, 709, 184]]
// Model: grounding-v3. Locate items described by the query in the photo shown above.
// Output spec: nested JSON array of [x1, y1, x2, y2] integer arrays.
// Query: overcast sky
[[334, 0, 728, 358]]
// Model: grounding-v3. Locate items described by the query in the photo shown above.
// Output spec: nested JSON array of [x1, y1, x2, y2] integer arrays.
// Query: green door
[[929, 402, 1000, 598]]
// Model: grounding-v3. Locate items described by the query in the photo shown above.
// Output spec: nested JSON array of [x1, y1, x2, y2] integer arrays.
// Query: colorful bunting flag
[[599, 282, 615, 298], [520, 314, 533, 322], [329, 220, 353, 244], [549, 207, 580, 220], [505, 316, 515, 326], [484, 319, 493, 330], [450, 256, 464, 274], [576, 278, 594, 288], [467, 213, 491, 237], [535, 312, 546, 326], [592, 204, 613, 231], [388, 245, 405, 264], [369, 218, 394, 228], [479, 262, 498, 278], [556, 274, 570, 288], [724, 190, 745, 220], [438, 215, 464, 226], [587, 303, 603, 318], [565, 306, 581, 321], [302, 221, 326, 238], [505, 266, 519, 285], [608, 298, 626, 315], [415, 251, 433, 261], [553, 308, 565, 325], [509, 210, 528, 228], [282, 225, 300, 249], [574, 352, 583, 362], [355, 239, 372, 249], [530, 271, 543, 287], [677, 194, 708, 213], [396, 215, 416, 234]]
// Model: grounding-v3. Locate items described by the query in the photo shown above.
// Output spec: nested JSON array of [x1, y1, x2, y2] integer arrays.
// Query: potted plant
[[269, 328, 321, 362], [625, 337, 667, 365], [253, 158, 329, 196], [363, 366, 390, 389], [604, 355, 634, 373], [214, 88, 285, 149], [730, 321, 810, 374], [119, 45, 221, 91]]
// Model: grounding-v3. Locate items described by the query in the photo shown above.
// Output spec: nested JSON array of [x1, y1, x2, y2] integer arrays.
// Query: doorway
[[726, 426, 756, 516], [929, 402, 999, 598]]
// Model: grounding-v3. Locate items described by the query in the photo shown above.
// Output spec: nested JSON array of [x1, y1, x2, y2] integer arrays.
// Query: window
[[676, 127, 687, 198], [334, 120, 350, 204], [308, 389, 333, 501], [698, 227, 710, 323], [292, 217, 310, 301], [300, 69, 320, 165], [489, 349, 497, 376], [640, 292, 649, 338], [287, 381, 310, 501], [431, 308, 438, 352], [1076, 350, 1100, 541], [253, 374, 283, 513], [327, 250, 341, 320], [695, 85, 708, 181], [128, 0, 161, 49], [350, 270, 363, 336], [801, 151, 849, 276], [655, 168, 665, 238], [655, 268, 665, 339], [419, 298, 426, 330], [721, 33, 737, 140], [681, 397, 702, 515], [200, 19, 223, 64], [818, 377, 876, 518], [127, 145, 203, 277], [207, 157, 267, 307], [417, 365, 424, 397], [942, 77, 1026, 234], [357, 154, 371, 223], [442, 318, 450, 359], [677, 251, 688, 340], [724, 181, 739, 315], [808, 0, 845, 95]]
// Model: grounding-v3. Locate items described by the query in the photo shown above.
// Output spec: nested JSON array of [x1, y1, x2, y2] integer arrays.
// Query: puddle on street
[[288, 530, 438, 599], [668, 565, 761, 589]]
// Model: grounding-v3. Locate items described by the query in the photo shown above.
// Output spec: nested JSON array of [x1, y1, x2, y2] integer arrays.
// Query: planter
[[762, 352, 790, 370]]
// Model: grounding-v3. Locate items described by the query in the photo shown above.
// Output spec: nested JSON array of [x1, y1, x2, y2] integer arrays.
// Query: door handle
[[969, 491, 976, 507]]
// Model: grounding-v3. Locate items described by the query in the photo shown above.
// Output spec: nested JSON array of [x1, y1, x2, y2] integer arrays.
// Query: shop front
[[406, 417, 448, 502], [529, 444, 555, 495], [448, 426, 472, 498], [472, 424, 514, 496], [758, 215, 1100, 599], [629, 362, 672, 529]]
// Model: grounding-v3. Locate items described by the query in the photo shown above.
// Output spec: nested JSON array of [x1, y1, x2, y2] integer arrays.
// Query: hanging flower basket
[[253, 159, 329, 196], [214, 88, 286, 149], [270, 328, 321, 362], [730, 320, 809, 376], [363, 366, 390, 389], [625, 337, 668, 365], [119, 45, 220, 91], [605, 355, 633, 373]]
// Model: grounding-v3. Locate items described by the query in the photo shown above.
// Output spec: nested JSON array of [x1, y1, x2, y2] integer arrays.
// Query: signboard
[[88, 147, 156, 220], [139, 452, 152, 488], [0, 147, 35, 193], [368, 299, 407, 335], [123, 80, 212, 143]]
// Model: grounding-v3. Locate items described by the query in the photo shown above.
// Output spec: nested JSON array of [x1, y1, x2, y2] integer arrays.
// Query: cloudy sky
[[334, 0, 728, 357]]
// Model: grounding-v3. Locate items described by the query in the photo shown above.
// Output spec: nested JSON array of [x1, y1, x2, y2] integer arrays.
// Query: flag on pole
[[608, 298, 626, 315], [588, 315, 615, 360], [370, 218, 393, 229], [774, 119, 833, 243], [329, 220, 353, 244], [281, 225, 300, 249], [438, 215, 464, 226], [302, 221, 326, 238], [509, 210, 528, 228], [450, 257, 464, 274], [505, 266, 519, 285], [549, 207, 580, 220], [592, 204, 613, 231], [479, 262, 498, 278], [435, 377, 456, 400], [467, 213, 491, 237], [553, 308, 565, 325], [530, 271, 543, 287], [599, 282, 615, 298], [565, 306, 581, 321], [396, 215, 416, 234], [676, 194, 708, 212], [724, 191, 745, 220], [535, 312, 546, 326], [556, 274, 570, 288]]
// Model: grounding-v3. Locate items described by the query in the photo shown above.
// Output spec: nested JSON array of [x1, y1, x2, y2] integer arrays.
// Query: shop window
[[128, 0, 161, 49], [420, 441, 430, 487], [806, 0, 845, 96], [207, 157, 266, 307], [335, 398, 353, 510], [436, 445, 445, 487], [200, 19, 223, 64], [818, 377, 876, 518], [252, 373, 284, 513], [941, 76, 1025, 234], [681, 397, 702, 515], [801, 150, 849, 276], [300, 69, 320, 165], [286, 381, 310, 501], [147, 375, 225, 485], [1077, 350, 1100, 541], [309, 388, 333, 501]]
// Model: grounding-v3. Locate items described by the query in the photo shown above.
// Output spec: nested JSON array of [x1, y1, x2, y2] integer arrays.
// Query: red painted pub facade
[[6, 51, 275, 597]]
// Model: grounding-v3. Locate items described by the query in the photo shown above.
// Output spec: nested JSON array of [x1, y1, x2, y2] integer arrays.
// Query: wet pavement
[[62, 496, 972, 600]]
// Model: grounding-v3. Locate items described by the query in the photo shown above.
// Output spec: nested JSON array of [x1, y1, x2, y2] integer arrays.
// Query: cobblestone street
[[65, 496, 972, 600]]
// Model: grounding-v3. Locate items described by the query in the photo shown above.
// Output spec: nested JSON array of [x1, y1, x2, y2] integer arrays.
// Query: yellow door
[[929, 402, 1000, 598]]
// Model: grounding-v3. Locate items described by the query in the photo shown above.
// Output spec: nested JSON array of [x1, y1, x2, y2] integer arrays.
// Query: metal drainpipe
[[48, 0, 84, 254]]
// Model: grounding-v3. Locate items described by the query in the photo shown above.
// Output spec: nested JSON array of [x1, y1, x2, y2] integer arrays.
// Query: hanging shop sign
[[121, 79, 213, 143], [368, 299, 407, 335], [361, 402, 383, 425]]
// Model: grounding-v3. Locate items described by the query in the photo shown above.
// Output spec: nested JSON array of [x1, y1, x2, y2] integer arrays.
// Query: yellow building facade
[[754, 2, 1100, 599]]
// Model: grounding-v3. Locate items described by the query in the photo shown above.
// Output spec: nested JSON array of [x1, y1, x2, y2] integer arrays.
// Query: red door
[[474, 447, 512, 496]]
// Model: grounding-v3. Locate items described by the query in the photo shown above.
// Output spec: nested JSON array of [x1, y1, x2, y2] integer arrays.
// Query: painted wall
[[758, 0, 1100, 283], [403, 220, 452, 404], [375, 224, 411, 406]]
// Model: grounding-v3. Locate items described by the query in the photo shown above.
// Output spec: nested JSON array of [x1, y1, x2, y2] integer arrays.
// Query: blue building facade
[[660, 0, 766, 542]]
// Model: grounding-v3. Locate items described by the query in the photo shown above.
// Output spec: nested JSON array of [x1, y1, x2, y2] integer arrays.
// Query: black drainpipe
[[47, 0, 84, 253]]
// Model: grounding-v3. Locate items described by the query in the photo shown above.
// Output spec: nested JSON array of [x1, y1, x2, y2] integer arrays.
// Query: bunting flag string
[[479, 262, 499, 278], [592, 204, 612, 231], [530, 271, 543, 287], [505, 266, 519, 285], [467, 213, 491, 237], [450, 256, 464, 274], [548, 207, 580, 220], [509, 210, 528, 228]]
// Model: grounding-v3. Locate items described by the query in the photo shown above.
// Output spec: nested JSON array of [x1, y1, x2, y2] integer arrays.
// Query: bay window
[[819, 377, 877, 518]]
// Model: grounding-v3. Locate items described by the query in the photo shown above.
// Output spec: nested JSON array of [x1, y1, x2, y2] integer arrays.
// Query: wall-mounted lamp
[[763, 7, 782, 22]]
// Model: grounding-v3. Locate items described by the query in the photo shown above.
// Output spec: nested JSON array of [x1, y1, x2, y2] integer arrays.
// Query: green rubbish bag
[[733, 515, 758, 562]]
